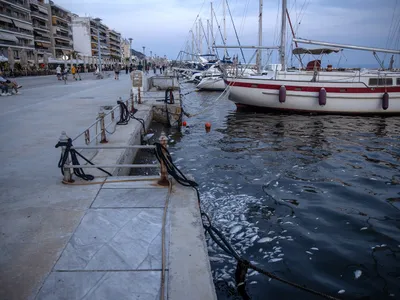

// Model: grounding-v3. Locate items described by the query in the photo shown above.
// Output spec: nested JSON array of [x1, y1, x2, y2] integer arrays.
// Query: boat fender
[[319, 88, 327, 106], [279, 85, 286, 103], [382, 92, 389, 110]]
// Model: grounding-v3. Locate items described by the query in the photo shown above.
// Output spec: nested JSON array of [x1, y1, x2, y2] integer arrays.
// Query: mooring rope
[[153, 142, 340, 300], [55, 138, 112, 180]]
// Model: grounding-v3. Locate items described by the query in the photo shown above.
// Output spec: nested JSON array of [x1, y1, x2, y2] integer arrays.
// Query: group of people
[[0, 71, 22, 96], [56, 65, 81, 81]]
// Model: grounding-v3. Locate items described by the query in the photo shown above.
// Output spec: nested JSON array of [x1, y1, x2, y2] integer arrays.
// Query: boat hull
[[226, 78, 400, 114], [197, 77, 226, 91]]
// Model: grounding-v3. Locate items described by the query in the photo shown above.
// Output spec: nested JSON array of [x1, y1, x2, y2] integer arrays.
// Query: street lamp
[[94, 17, 102, 73], [128, 38, 133, 65]]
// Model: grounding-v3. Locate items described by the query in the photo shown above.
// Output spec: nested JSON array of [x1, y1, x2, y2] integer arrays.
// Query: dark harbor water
[[135, 83, 400, 299]]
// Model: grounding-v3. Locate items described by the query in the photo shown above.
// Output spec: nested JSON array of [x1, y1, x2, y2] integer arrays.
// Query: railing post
[[59, 131, 74, 183], [138, 87, 142, 104], [158, 132, 169, 186], [131, 93, 135, 113], [98, 107, 108, 144]]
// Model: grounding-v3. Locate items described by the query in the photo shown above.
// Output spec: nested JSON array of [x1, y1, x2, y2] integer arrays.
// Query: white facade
[[71, 16, 91, 56]]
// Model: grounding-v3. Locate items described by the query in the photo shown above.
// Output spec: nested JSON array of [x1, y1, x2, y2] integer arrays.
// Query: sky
[[56, 0, 400, 68]]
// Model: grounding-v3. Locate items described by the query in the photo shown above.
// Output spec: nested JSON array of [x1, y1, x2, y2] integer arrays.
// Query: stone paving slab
[[92, 188, 168, 208], [103, 178, 166, 189], [36, 270, 166, 300], [55, 208, 167, 271]]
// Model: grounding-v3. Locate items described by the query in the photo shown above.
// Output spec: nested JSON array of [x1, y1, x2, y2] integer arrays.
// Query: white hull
[[197, 77, 226, 91], [227, 78, 400, 114]]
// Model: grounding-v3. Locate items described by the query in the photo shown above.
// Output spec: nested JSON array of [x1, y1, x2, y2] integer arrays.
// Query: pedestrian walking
[[71, 65, 76, 80], [56, 65, 61, 80], [114, 63, 120, 80], [125, 65, 128, 74], [159, 65, 162, 74]]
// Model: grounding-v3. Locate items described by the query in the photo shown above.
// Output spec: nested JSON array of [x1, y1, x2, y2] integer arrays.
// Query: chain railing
[[56, 97, 167, 184]]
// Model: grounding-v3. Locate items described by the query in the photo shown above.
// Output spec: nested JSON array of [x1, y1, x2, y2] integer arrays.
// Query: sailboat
[[224, 0, 400, 114]]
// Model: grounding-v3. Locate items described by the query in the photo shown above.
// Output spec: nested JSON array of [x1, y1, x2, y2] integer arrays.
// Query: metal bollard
[[59, 131, 74, 183], [98, 108, 108, 143], [138, 87, 142, 104], [157, 132, 169, 186]]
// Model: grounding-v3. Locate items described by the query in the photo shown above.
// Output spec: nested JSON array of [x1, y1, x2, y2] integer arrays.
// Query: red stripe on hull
[[225, 80, 400, 94], [234, 103, 400, 115]]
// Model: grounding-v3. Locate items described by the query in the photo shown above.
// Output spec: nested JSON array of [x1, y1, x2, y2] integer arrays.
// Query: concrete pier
[[0, 72, 216, 299]]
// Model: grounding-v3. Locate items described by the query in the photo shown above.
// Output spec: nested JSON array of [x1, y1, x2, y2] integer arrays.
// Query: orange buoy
[[182, 121, 187, 127], [205, 122, 211, 132]]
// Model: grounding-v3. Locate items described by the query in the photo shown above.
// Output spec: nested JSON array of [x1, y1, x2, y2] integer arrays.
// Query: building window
[[397, 78, 400, 86], [368, 78, 393, 86]]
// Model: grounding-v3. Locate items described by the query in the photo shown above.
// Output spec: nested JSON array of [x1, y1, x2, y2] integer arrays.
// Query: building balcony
[[30, 11, 48, 21], [34, 36, 50, 43], [54, 44, 72, 51], [0, 10, 31, 23], [32, 23, 49, 32], [0, 25, 33, 37], [3, 0, 30, 11], [54, 34, 70, 42], [0, 39, 34, 49]]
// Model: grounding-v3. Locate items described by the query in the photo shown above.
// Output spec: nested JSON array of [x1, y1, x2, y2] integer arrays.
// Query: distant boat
[[225, 0, 400, 114]]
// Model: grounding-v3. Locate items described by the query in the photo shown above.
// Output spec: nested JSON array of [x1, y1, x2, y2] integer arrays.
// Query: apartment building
[[121, 38, 130, 63], [29, 0, 51, 60], [107, 29, 121, 61], [0, 0, 35, 60], [72, 16, 117, 61], [48, 0, 73, 59]]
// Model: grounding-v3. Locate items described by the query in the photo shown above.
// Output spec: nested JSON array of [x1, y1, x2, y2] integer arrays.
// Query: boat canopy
[[292, 47, 342, 55]]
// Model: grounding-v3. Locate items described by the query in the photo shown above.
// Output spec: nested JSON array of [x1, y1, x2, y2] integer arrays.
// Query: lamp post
[[128, 38, 133, 65], [94, 17, 102, 73]]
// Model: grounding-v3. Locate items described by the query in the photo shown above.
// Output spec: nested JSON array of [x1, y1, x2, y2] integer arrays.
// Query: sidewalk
[[0, 74, 133, 300]]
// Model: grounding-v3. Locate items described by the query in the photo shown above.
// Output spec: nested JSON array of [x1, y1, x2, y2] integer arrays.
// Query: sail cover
[[292, 47, 342, 55]]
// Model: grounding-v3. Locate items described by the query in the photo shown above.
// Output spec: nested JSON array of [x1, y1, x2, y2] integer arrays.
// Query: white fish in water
[[360, 227, 368, 231], [209, 256, 224, 262], [267, 231, 275, 235], [249, 281, 257, 285], [230, 225, 243, 234], [306, 251, 313, 255], [278, 253, 285, 257], [354, 270, 362, 279], [311, 247, 319, 251], [268, 258, 283, 263], [249, 270, 259, 276], [258, 237, 273, 243], [250, 235, 259, 243], [338, 290, 345, 294], [236, 232, 245, 239]]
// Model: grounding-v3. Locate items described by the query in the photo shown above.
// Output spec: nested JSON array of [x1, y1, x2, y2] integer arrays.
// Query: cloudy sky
[[57, 0, 400, 68]]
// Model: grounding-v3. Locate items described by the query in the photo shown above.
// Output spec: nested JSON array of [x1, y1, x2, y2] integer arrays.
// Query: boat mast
[[211, 1, 215, 54], [199, 19, 203, 55], [256, 0, 263, 73], [280, 0, 287, 69], [223, 0, 227, 58], [191, 30, 195, 61]]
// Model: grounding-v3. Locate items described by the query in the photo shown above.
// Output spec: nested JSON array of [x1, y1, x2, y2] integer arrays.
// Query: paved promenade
[[0, 71, 216, 300], [0, 72, 132, 299]]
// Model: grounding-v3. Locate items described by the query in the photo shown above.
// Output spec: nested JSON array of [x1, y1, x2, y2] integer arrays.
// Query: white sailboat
[[224, 0, 400, 114]]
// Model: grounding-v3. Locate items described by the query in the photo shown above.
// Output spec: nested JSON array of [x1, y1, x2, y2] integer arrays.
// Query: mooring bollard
[[98, 107, 108, 143], [131, 95, 135, 113], [59, 131, 74, 183], [158, 132, 169, 186]]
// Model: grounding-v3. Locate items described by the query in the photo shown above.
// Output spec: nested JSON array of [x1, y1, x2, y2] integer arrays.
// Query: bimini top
[[292, 47, 342, 55]]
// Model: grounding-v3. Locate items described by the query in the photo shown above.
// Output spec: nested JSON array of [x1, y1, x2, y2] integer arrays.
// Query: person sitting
[[0, 72, 22, 95]]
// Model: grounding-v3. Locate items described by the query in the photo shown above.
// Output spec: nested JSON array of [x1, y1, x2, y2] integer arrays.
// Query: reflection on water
[[137, 83, 400, 299]]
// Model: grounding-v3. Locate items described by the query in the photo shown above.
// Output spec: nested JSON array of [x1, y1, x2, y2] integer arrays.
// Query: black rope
[[153, 142, 340, 300], [55, 138, 112, 180], [116, 100, 146, 133]]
